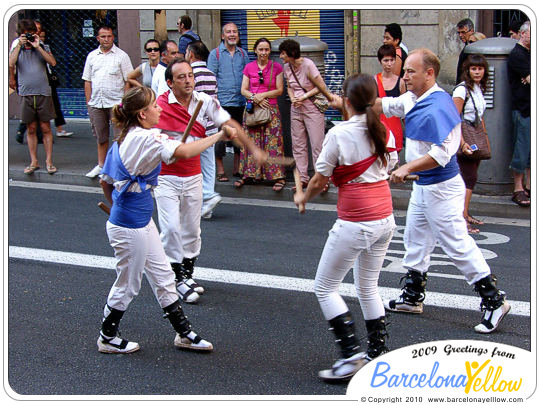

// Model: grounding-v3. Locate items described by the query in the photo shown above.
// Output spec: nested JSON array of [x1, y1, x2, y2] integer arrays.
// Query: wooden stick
[[98, 201, 111, 215], [181, 99, 204, 143], [293, 168, 306, 213], [265, 156, 296, 167], [404, 175, 419, 181]]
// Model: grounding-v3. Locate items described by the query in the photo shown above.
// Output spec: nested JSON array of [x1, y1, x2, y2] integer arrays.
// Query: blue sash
[[405, 91, 461, 185], [101, 142, 161, 228]]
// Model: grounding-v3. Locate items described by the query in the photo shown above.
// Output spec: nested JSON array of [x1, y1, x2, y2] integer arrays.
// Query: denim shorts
[[510, 110, 531, 172]]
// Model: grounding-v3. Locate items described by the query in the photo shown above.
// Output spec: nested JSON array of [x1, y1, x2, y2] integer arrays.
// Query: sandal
[[234, 178, 245, 189], [272, 180, 286, 192], [47, 165, 57, 175], [467, 224, 480, 234], [524, 187, 531, 198], [24, 164, 40, 175], [217, 173, 229, 182], [465, 215, 484, 226], [511, 190, 530, 207]]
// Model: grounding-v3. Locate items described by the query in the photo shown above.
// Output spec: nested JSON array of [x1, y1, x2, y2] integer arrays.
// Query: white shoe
[[56, 130, 73, 137], [86, 164, 102, 178], [177, 281, 200, 304], [384, 299, 424, 314], [474, 300, 511, 333], [97, 333, 140, 354], [201, 211, 213, 219], [201, 195, 222, 218], [318, 352, 368, 381], [174, 331, 213, 351], [185, 278, 204, 294]]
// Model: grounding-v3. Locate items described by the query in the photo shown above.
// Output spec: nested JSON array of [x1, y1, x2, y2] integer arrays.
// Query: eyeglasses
[[457, 29, 470, 35], [258, 70, 264, 83], [146, 47, 160, 52]]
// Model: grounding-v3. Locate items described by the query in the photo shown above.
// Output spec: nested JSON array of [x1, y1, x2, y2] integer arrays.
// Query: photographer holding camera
[[9, 18, 58, 174]]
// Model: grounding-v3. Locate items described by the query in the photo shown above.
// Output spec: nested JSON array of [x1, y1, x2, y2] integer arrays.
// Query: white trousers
[[314, 216, 396, 321], [403, 174, 490, 284], [154, 174, 203, 263], [106, 219, 178, 311]]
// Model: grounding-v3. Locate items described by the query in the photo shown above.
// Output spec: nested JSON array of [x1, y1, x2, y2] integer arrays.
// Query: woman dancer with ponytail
[[98, 86, 236, 354], [294, 74, 398, 381]]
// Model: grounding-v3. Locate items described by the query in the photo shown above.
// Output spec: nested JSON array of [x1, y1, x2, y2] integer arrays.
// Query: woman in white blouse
[[452, 54, 489, 234], [97, 86, 235, 354], [295, 74, 397, 382]]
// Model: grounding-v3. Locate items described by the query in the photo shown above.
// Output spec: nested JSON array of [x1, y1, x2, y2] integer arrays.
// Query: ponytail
[[111, 86, 155, 144], [342, 74, 388, 166]]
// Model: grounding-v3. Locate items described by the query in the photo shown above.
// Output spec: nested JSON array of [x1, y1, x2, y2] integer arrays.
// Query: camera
[[246, 99, 254, 114], [25, 33, 35, 42]]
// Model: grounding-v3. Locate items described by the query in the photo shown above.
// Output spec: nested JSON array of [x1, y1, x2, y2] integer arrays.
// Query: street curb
[[8, 169, 531, 220]]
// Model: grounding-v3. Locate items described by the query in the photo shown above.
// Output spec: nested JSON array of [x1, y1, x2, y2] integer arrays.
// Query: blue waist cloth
[[405, 91, 461, 185], [101, 142, 161, 228]]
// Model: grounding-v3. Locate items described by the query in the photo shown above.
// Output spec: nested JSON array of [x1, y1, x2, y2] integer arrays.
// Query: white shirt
[[382, 84, 461, 168], [100, 126, 181, 192], [452, 82, 486, 123], [165, 90, 230, 142], [316, 114, 398, 183], [82, 44, 133, 108], [153, 63, 170, 97]]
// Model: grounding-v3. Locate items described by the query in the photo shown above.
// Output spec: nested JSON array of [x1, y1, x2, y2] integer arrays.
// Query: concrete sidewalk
[[7, 119, 530, 219]]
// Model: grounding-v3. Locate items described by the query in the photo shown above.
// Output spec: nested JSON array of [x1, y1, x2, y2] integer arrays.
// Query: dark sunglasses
[[258, 70, 264, 83], [146, 47, 160, 52]]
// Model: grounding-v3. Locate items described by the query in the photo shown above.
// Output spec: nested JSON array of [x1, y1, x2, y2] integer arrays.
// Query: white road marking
[[9, 246, 530, 317], [8, 180, 530, 227]]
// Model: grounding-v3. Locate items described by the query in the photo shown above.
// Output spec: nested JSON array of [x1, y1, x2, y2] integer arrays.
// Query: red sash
[[330, 123, 395, 187], [376, 73, 403, 151], [156, 91, 207, 177]]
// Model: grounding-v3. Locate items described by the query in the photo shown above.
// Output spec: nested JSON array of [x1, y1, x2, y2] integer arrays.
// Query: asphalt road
[[7, 182, 531, 396]]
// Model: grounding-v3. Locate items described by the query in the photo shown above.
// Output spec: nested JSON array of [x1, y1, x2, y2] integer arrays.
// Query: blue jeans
[[200, 145, 219, 201], [510, 110, 530, 172]]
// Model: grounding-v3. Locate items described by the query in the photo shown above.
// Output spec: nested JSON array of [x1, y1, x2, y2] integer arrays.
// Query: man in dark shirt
[[507, 21, 531, 206], [456, 18, 476, 84]]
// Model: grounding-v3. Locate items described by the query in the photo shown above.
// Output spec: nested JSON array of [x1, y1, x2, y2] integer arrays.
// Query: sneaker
[[185, 278, 204, 295], [201, 195, 222, 219], [56, 130, 73, 137], [97, 333, 140, 354], [384, 299, 424, 314], [86, 164, 102, 178], [177, 281, 200, 304], [474, 300, 511, 334], [201, 210, 213, 219], [318, 352, 368, 381], [174, 331, 213, 351]]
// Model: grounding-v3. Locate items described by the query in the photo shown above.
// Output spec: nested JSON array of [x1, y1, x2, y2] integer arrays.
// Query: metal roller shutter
[[220, 9, 345, 119]]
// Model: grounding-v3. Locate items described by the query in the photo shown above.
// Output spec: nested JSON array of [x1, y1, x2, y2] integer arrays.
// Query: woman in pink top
[[294, 74, 397, 382], [237, 37, 286, 191], [279, 39, 328, 192]]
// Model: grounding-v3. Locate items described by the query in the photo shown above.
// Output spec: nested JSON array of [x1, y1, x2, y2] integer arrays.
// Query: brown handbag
[[245, 62, 274, 127], [458, 87, 491, 160]]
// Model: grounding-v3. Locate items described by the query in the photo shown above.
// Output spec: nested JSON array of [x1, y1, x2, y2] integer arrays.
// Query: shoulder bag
[[245, 62, 274, 127], [458, 86, 491, 160], [289, 63, 328, 114]]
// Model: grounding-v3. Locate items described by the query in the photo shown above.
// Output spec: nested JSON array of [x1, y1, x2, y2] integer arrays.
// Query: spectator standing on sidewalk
[[186, 40, 223, 219], [177, 15, 200, 60], [9, 19, 58, 175], [507, 21, 531, 207], [208, 22, 250, 181], [126, 38, 166, 97], [153, 40, 180, 97], [82, 24, 133, 178]]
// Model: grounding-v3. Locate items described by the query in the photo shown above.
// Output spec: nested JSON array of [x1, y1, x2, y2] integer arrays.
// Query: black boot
[[319, 312, 363, 381], [163, 300, 212, 351], [364, 316, 389, 360], [172, 261, 200, 304], [182, 257, 204, 294], [97, 304, 139, 353], [473, 275, 511, 333], [385, 270, 427, 313]]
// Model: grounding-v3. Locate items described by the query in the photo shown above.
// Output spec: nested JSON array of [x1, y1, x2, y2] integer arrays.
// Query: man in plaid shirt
[[82, 24, 133, 178]]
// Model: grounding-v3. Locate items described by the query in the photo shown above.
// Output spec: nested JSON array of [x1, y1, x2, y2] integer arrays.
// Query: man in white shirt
[[373, 48, 510, 334], [82, 25, 133, 178]]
